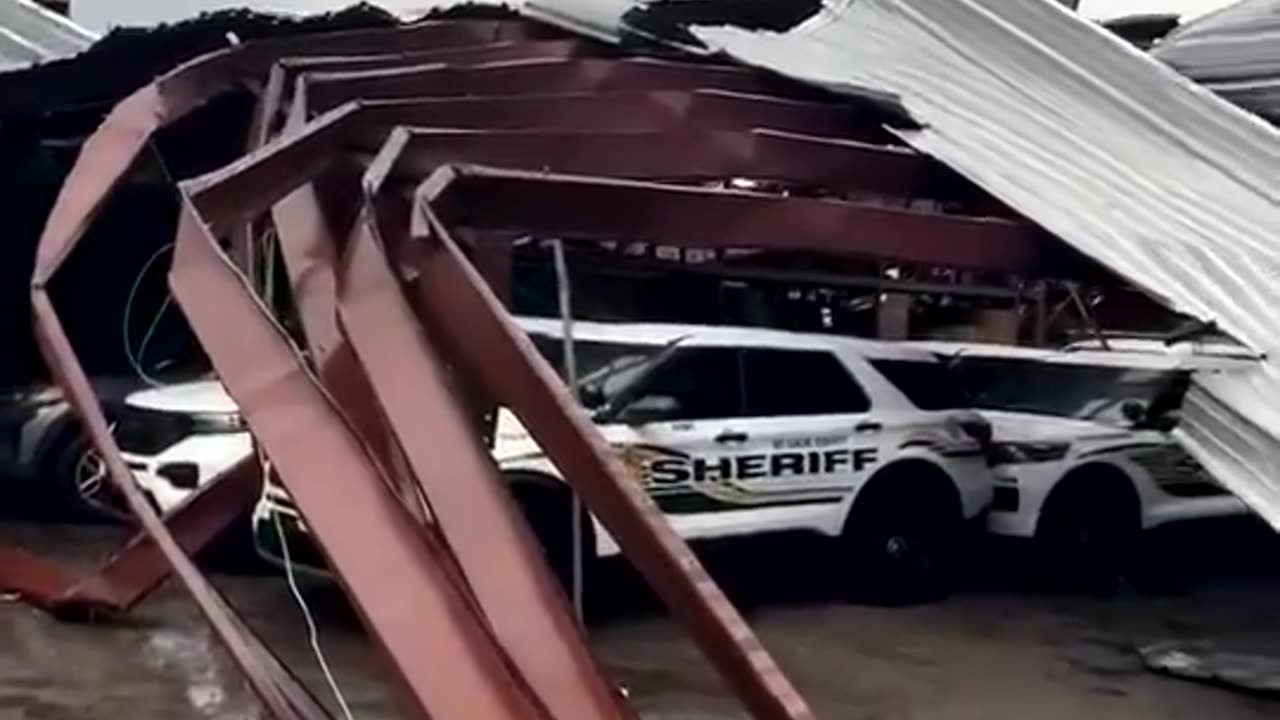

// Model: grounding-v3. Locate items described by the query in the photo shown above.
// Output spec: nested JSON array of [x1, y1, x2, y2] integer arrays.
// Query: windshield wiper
[[584, 334, 688, 414], [576, 335, 688, 391]]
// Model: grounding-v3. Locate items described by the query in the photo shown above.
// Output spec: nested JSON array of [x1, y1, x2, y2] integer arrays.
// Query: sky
[[70, 0, 1244, 34]]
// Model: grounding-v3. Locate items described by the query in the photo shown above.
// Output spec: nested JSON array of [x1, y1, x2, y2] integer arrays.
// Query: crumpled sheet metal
[[1154, 0, 1280, 123], [1176, 366, 1280, 531], [1141, 640, 1280, 695]]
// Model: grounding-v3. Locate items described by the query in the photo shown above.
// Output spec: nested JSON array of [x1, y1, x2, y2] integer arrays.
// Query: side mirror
[[1121, 400, 1148, 425], [617, 395, 679, 426], [577, 383, 606, 409]]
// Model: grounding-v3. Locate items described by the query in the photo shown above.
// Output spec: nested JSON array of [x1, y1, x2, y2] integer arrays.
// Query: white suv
[[259, 319, 993, 600], [109, 379, 251, 514], [913, 342, 1249, 578], [110, 318, 994, 600]]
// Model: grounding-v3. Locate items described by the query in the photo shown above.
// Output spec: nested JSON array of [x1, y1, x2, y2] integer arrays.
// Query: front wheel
[[842, 480, 958, 605], [43, 429, 133, 523], [1035, 475, 1139, 594]]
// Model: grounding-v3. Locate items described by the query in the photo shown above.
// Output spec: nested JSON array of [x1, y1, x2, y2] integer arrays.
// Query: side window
[[741, 349, 871, 416], [870, 359, 970, 411], [620, 348, 744, 422]]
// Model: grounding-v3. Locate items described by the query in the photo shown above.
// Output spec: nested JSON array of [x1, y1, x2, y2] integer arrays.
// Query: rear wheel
[[843, 467, 960, 605], [1035, 469, 1139, 594]]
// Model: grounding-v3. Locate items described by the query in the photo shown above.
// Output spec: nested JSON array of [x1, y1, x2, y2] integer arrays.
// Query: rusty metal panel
[[406, 191, 813, 720]]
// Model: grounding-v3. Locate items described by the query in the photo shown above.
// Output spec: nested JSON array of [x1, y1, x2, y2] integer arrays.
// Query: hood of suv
[[125, 380, 238, 415], [978, 410, 1144, 444]]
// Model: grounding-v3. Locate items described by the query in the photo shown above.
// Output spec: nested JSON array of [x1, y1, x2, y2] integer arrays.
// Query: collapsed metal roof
[[525, 0, 1280, 530], [14, 3, 1280, 716], [0, 0, 94, 70], [1154, 0, 1280, 122]]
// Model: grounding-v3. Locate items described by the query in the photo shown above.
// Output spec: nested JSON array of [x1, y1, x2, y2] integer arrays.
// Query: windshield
[[949, 357, 1190, 426], [530, 334, 669, 407]]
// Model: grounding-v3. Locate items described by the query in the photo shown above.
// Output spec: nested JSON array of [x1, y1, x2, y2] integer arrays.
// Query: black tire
[[509, 478, 593, 609], [1035, 468, 1139, 595], [40, 425, 132, 523], [842, 466, 961, 605]]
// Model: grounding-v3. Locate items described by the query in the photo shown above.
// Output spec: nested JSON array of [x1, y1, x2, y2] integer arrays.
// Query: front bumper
[[121, 431, 253, 512]]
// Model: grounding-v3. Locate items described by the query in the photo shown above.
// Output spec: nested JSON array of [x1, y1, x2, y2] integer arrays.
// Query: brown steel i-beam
[[406, 187, 814, 720], [336, 202, 635, 720], [168, 199, 551, 720], [184, 103, 1032, 270], [340, 90, 874, 138], [300, 57, 781, 113], [426, 165, 1044, 273], [254, 39, 595, 146], [18, 20, 567, 717], [365, 126, 933, 198]]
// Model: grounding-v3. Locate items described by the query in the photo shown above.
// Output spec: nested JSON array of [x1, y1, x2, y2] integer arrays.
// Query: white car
[[114, 319, 996, 600], [913, 341, 1249, 574], [113, 379, 251, 513], [256, 319, 994, 600]]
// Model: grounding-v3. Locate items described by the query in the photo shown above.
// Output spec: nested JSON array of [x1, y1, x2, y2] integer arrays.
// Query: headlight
[[988, 441, 1070, 465], [188, 411, 248, 433]]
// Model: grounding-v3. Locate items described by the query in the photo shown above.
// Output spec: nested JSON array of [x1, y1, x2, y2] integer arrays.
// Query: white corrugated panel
[[1154, 0, 1280, 122], [0, 0, 95, 70]]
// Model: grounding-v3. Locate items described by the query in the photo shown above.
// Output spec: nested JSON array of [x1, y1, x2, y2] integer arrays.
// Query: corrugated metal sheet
[[530, 0, 1280, 530], [1154, 0, 1280, 122], [0, 0, 94, 71]]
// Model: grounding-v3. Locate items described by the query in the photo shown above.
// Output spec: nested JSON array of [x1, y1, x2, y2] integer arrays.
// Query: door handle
[[714, 431, 749, 444], [854, 421, 883, 433]]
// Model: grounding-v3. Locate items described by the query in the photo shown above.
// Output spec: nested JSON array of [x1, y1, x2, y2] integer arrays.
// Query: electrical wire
[[122, 242, 175, 388], [268, 453, 356, 720]]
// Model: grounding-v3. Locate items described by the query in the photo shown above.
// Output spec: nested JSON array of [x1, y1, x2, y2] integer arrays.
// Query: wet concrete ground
[[3, 520, 1280, 719]]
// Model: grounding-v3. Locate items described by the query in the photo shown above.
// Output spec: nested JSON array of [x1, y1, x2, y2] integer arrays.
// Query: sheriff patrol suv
[[110, 318, 994, 600], [259, 319, 993, 600], [913, 341, 1249, 579]]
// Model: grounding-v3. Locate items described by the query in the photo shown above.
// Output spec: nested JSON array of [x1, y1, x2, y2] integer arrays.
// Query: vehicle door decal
[[614, 440, 876, 513]]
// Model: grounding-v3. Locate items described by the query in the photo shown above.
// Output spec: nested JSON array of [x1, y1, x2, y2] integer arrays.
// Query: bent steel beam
[[300, 57, 785, 113], [423, 165, 1045, 273], [407, 180, 814, 720], [182, 129, 634, 719], [19, 18, 566, 718], [337, 201, 636, 720], [337, 90, 877, 137], [0, 456, 259, 614], [169, 199, 552, 720]]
